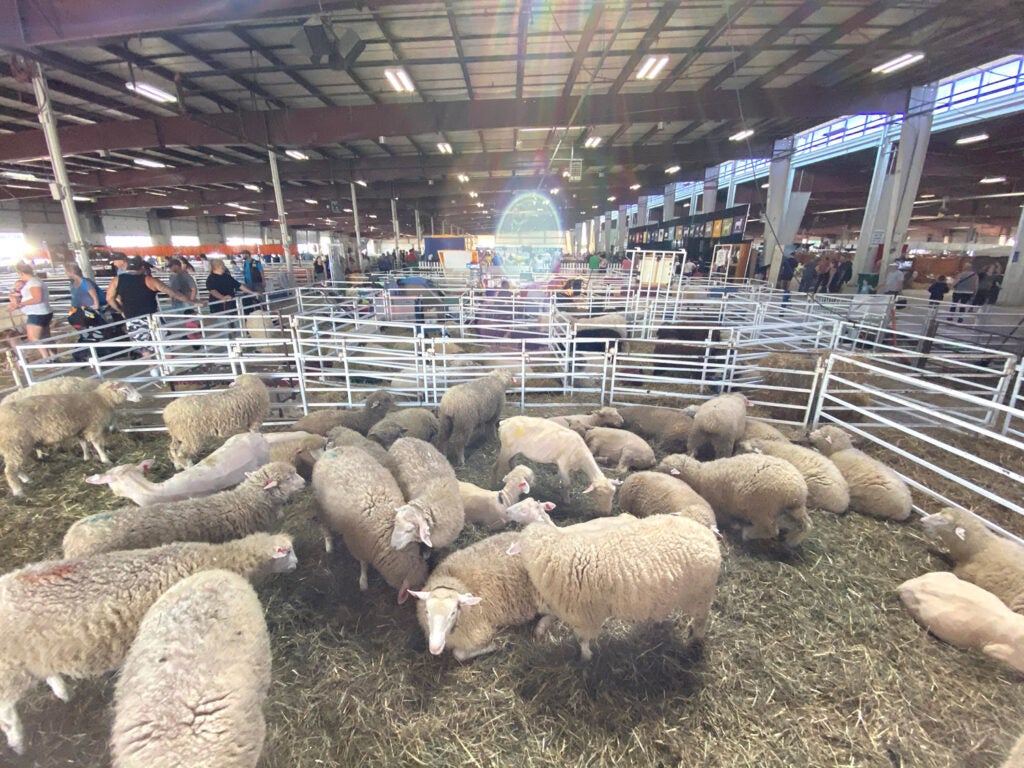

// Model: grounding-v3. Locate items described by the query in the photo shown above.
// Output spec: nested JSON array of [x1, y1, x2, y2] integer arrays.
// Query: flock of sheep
[[0, 366, 1022, 766]]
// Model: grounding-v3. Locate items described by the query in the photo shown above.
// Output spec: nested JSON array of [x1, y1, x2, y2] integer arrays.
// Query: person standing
[[8, 262, 52, 360], [242, 251, 265, 292], [883, 263, 905, 296], [312, 254, 326, 282], [166, 258, 198, 312], [106, 256, 197, 358], [67, 262, 103, 310], [206, 257, 260, 314], [949, 265, 979, 320], [829, 254, 853, 293], [973, 265, 998, 306], [927, 276, 951, 305]]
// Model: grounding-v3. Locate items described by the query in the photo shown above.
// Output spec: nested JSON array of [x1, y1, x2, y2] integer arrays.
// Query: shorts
[[26, 313, 53, 328], [125, 315, 154, 354]]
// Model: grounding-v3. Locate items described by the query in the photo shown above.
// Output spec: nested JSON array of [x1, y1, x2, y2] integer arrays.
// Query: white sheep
[[503, 497, 557, 526], [311, 446, 428, 603], [85, 432, 271, 506], [111, 570, 271, 768], [438, 368, 515, 465], [293, 389, 394, 436], [1001, 733, 1024, 768], [64, 462, 304, 558], [325, 424, 394, 469], [0, 380, 141, 496], [616, 471, 716, 529], [742, 418, 793, 443], [387, 437, 464, 550], [807, 425, 912, 522], [243, 310, 285, 355], [658, 453, 812, 545], [368, 407, 440, 448], [515, 514, 721, 661], [547, 406, 624, 435], [459, 465, 537, 528], [493, 416, 620, 516], [687, 392, 748, 460], [616, 405, 694, 452], [0, 533, 296, 755], [409, 531, 550, 661], [737, 438, 849, 514], [920, 507, 1024, 612], [265, 430, 326, 479], [897, 571, 1024, 674], [583, 427, 656, 472], [162, 374, 270, 469], [0, 376, 96, 406]]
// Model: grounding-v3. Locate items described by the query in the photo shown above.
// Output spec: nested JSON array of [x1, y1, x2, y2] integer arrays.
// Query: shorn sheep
[[737, 438, 849, 514], [111, 570, 272, 768], [0, 380, 141, 496], [658, 453, 812, 545], [312, 446, 428, 603], [547, 406, 624, 435], [615, 405, 694, 451], [388, 437, 464, 550], [493, 416, 620, 516], [807, 425, 912, 522], [920, 507, 1024, 612], [409, 531, 550, 661], [687, 392, 748, 461], [85, 432, 271, 506], [64, 462, 305, 558], [293, 389, 393, 436], [583, 427, 657, 472], [162, 374, 270, 469], [438, 368, 515, 465], [0, 533, 296, 755], [460, 464, 536, 528], [368, 407, 441, 448], [616, 471, 717, 529], [515, 514, 721, 661]]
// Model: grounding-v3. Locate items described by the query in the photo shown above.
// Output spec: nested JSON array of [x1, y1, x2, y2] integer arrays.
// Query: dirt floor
[[1, 399, 1022, 768]]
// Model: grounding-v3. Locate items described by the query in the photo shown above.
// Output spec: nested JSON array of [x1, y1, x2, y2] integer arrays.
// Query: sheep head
[[392, 504, 432, 549], [594, 407, 624, 428], [582, 478, 619, 515], [85, 458, 154, 486], [920, 507, 988, 559], [807, 425, 852, 455], [408, 587, 482, 655], [504, 497, 556, 525]]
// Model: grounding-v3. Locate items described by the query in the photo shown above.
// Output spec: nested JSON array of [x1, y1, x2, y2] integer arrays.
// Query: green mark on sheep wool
[[86, 513, 113, 524]]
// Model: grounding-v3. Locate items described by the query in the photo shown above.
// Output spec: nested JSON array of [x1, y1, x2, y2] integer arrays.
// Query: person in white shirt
[[8, 261, 52, 359]]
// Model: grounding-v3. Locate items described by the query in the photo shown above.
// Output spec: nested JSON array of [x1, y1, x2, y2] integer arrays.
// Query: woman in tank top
[[7, 262, 52, 360], [106, 256, 199, 358]]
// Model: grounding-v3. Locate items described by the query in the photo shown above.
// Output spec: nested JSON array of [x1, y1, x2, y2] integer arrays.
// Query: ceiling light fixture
[[980, 176, 1007, 184], [457, 174, 469, 183], [368, 214, 378, 219], [72, 196, 95, 202], [956, 133, 989, 145], [304, 199, 318, 204], [437, 142, 453, 154], [729, 129, 755, 142], [469, 191, 478, 198], [2, 171, 40, 182], [636, 55, 669, 80], [134, 158, 166, 168], [285, 149, 309, 161], [607, 196, 616, 202], [871, 52, 924, 75], [629, 183, 641, 191], [760, 183, 770, 189], [171, 205, 189, 210], [919, 193, 936, 199], [665, 165, 680, 174], [385, 67, 415, 93], [584, 136, 602, 149], [125, 81, 177, 104], [343, 207, 353, 212], [243, 183, 261, 191], [550, 188, 560, 195], [356, 179, 368, 187]]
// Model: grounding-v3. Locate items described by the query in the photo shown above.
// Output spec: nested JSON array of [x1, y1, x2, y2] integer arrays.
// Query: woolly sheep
[[615, 405, 694, 450], [920, 507, 1024, 612], [658, 453, 812, 545], [293, 389, 393, 436], [515, 514, 721, 661], [163, 374, 270, 470], [897, 571, 1024, 674], [493, 416, 619, 516], [687, 392, 748, 461], [0, 380, 141, 496], [1001, 733, 1024, 768], [312, 446, 427, 602], [0, 533, 296, 755], [459, 465, 537, 528], [85, 432, 271, 506], [0, 376, 95, 406], [64, 462, 304, 558], [409, 532, 550, 661], [616, 471, 716, 529], [368, 407, 440, 448], [111, 570, 271, 768], [742, 418, 793, 443], [807, 425, 912, 522], [387, 437, 464, 550], [547, 407, 624, 435], [243, 310, 285, 355], [325, 424, 394, 469], [265, 430, 326, 479], [438, 368, 515, 465], [584, 427, 656, 472], [737, 438, 849, 514]]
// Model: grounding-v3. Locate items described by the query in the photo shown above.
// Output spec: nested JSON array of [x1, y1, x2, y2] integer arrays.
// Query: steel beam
[[268, 149, 293, 273]]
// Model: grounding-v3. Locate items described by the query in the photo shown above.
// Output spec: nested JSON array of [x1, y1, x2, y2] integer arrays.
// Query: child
[[928, 275, 950, 305]]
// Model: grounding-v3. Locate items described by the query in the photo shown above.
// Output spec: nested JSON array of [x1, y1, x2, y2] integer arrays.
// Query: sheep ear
[[543, 502, 556, 511], [506, 541, 521, 556], [955, 526, 966, 541], [140, 459, 154, 473], [272, 545, 292, 558], [582, 483, 595, 494], [458, 593, 483, 606], [263, 479, 279, 491], [85, 473, 109, 485], [419, 519, 433, 548], [669, 468, 681, 475], [407, 590, 431, 601], [610, 479, 622, 487], [519, 480, 530, 493]]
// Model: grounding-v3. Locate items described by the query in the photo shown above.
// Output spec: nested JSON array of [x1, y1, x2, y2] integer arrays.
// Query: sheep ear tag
[[955, 526, 966, 541], [273, 545, 292, 558], [669, 468, 681, 476], [263, 479, 279, 491], [458, 593, 483, 606]]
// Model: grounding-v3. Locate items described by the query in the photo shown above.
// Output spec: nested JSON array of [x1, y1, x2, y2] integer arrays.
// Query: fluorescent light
[[607, 196, 616, 202], [636, 55, 669, 80], [72, 196, 95, 202], [356, 179, 367, 187], [385, 68, 415, 93], [134, 158, 166, 168], [171, 205, 189, 210], [584, 136, 602, 148], [2, 171, 40, 181], [285, 149, 308, 160], [550, 188, 560, 195], [761, 183, 770, 189], [919, 193, 936, 199], [343, 207, 353, 212], [629, 183, 641, 191], [665, 165, 680, 174], [729, 129, 754, 142], [591, 205, 598, 209], [457, 174, 469, 183], [468, 191, 478, 198], [476, 202, 484, 207], [368, 214, 378, 219], [980, 176, 1007, 184], [437, 142, 453, 154], [956, 133, 989, 145], [305, 199, 318, 204], [125, 81, 176, 104], [243, 183, 261, 191], [871, 52, 924, 75]]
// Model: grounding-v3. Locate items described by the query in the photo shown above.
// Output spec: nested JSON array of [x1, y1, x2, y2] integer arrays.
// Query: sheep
[[243, 310, 284, 355], [584, 427, 656, 472], [687, 392, 748, 461], [0, 533, 296, 755], [547, 407, 624, 435], [616, 471, 716, 529], [311, 446, 427, 603], [110, 570, 271, 768], [387, 437, 464, 550], [514, 514, 721, 661], [459, 465, 536, 528], [807, 425, 912, 522], [162, 374, 270, 470], [657, 453, 812, 545], [85, 432, 271, 506], [409, 531, 550, 661], [897, 571, 1024, 674], [293, 389, 393, 436], [736, 438, 849, 514], [0, 380, 141, 496], [265, 430, 326, 479], [920, 507, 1024, 612], [503, 497, 557, 526], [438, 368, 515, 465], [63, 462, 304, 558], [0, 376, 95, 406], [368, 407, 440, 448], [1002, 733, 1024, 768], [615, 404, 695, 451], [493, 416, 620, 516], [743, 418, 793, 443]]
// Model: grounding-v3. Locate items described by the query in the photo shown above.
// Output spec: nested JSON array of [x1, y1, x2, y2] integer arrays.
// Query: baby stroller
[[68, 305, 122, 362]]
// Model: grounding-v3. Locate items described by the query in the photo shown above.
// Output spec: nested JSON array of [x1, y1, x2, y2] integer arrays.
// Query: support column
[[689, 183, 700, 213], [617, 205, 629, 252], [724, 162, 738, 209], [636, 196, 650, 225], [29, 63, 90, 276], [350, 182, 363, 271], [146, 211, 171, 247], [268, 150, 293, 274], [391, 197, 400, 257], [999, 204, 1024, 306], [702, 166, 719, 215], [764, 137, 796, 286], [663, 183, 678, 220], [414, 209, 423, 254]]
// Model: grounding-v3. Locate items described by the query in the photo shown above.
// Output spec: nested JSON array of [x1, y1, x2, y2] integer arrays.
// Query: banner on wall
[[625, 203, 751, 252]]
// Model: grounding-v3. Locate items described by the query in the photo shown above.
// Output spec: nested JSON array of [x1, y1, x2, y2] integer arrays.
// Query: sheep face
[[392, 504, 431, 549], [364, 390, 395, 416], [920, 508, 974, 555], [266, 536, 298, 574], [409, 587, 482, 655], [807, 426, 853, 455], [85, 458, 154, 485], [595, 407, 624, 428], [103, 381, 142, 403], [583, 481, 618, 515], [505, 498, 556, 525]]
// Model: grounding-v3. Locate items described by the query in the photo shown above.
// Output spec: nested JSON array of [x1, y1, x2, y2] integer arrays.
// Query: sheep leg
[[4, 457, 25, 496], [321, 527, 334, 553], [453, 644, 498, 662], [78, 440, 90, 461], [534, 614, 555, 639], [89, 439, 111, 465], [0, 667, 36, 755], [577, 637, 594, 662], [358, 561, 369, 591], [0, 702, 23, 755], [556, 462, 573, 502], [45, 675, 69, 703]]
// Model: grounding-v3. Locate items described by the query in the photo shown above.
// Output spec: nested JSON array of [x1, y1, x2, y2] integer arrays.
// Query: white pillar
[[853, 117, 899, 277], [999, 203, 1024, 306], [689, 183, 700, 213], [637, 196, 650, 226], [414, 208, 423, 253], [268, 150, 292, 273], [391, 197, 400, 256], [663, 183, 678, 220], [764, 137, 795, 286], [350, 181, 362, 270], [724, 162, 738, 209], [617, 205, 629, 252], [702, 166, 719, 214]]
